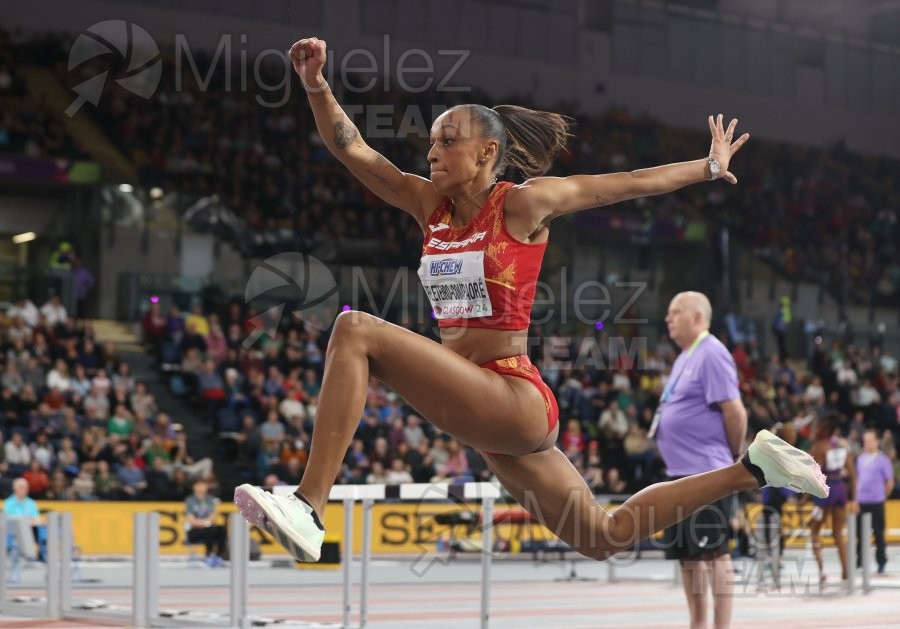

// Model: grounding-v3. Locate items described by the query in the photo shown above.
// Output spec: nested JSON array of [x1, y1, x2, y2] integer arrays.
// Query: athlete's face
[[427, 110, 494, 194]]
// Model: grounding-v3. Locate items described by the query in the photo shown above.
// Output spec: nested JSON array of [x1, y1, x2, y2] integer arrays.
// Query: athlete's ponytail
[[460, 104, 571, 179]]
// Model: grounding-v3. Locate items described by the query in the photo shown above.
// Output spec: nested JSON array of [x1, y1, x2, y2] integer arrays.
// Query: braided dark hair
[[455, 104, 572, 179]]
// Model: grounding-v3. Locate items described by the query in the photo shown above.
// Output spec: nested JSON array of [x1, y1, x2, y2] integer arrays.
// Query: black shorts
[[661, 481, 735, 560]]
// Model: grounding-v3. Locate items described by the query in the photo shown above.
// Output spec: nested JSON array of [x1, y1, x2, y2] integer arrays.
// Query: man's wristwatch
[[707, 156, 720, 181]]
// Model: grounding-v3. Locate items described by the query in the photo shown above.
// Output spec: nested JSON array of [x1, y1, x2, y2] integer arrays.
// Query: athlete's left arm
[[512, 115, 750, 224]]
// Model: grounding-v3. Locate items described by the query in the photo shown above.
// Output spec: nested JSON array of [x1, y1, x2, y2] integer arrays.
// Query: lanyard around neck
[[687, 330, 709, 353], [660, 331, 710, 403]]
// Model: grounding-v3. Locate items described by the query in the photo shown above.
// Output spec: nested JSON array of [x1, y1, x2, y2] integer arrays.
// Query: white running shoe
[[743, 429, 829, 498], [234, 484, 324, 562]]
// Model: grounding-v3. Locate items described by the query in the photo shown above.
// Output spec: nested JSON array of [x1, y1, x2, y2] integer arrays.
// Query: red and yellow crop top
[[417, 181, 546, 330]]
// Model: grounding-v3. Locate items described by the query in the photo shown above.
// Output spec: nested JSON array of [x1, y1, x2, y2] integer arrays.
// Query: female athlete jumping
[[235, 37, 828, 562]]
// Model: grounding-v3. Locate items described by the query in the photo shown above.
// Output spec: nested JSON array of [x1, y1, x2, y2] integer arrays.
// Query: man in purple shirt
[[655, 291, 747, 629], [855, 428, 894, 574]]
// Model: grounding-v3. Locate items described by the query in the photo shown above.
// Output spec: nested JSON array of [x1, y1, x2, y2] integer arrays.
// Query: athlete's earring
[[478, 158, 486, 164]]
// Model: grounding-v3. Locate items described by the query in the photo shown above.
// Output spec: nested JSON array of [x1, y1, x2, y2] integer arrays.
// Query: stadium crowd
[[0, 294, 213, 502], [0, 29, 899, 503], [1, 29, 894, 303], [140, 296, 900, 499]]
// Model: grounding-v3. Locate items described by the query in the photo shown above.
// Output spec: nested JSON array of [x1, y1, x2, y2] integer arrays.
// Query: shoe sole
[[754, 431, 829, 498], [233, 485, 321, 562]]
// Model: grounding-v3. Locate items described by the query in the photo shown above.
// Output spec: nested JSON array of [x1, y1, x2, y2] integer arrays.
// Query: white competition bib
[[418, 251, 493, 319], [825, 447, 847, 472]]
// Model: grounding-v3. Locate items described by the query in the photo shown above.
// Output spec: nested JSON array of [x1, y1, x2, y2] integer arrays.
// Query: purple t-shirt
[[856, 452, 893, 504], [657, 335, 741, 476]]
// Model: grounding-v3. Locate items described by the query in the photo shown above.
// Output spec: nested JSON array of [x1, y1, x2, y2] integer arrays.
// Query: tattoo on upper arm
[[365, 169, 398, 192], [364, 155, 399, 192], [334, 121, 358, 149]]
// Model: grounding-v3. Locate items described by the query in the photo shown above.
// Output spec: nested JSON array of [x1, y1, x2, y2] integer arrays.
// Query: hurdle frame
[[0, 511, 246, 628], [0, 512, 74, 622], [857, 511, 900, 595], [271, 481, 501, 629]]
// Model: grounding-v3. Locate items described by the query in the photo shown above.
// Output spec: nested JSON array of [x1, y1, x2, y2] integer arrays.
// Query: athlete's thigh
[[484, 448, 612, 559], [345, 313, 549, 454]]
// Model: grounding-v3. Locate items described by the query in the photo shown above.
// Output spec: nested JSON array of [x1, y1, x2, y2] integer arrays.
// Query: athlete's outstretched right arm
[[290, 38, 437, 227]]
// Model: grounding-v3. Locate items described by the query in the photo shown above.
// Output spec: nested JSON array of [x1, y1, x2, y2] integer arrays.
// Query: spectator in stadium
[[48, 242, 74, 270], [171, 429, 214, 481], [561, 418, 586, 462], [107, 404, 133, 437], [45, 359, 72, 393], [5, 432, 31, 474], [117, 454, 148, 499], [45, 469, 74, 500], [145, 434, 172, 471], [71, 466, 97, 501], [198, 359, 226, 411], [3, 478, 46, 560], [2, 361, 23, 395], [854, 427, 893, 574], [141, 301, 167, 352], [112, 361, 135, 394], [39, 294, 67, 328], [652, 291, 747, 629], [8, 297, 39, 329], [72, 258, 96, 318], [130, 381, 158, 418], [582, 440, 605, 492], [385, 458, 414, 484], [406, 438, 435, 483], [22, 459, 50, 498], [169, 467, 193, 501], [260, 409, 286, 442], [28, 431, 54, 470], [184, 478, 228, 567], [598, 399, 628, 441], [808, 413, 856, 583], [402, 414, 426, 448], [69, 364, 92, 397], [77, 340, 101, 375], [365, 461, 388, 484], [166, 305, 185, 344], [185, 303, 210, 337], [623, 424, 655, 482], [146, 456, 176, 500], [56, 437, 79, 474], [205, 320, 228, 364]]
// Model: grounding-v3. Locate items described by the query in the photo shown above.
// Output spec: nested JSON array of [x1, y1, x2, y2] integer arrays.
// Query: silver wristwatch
[[707, 156, 720, 181]]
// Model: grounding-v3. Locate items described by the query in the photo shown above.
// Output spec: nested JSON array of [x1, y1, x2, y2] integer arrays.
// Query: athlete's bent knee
[[328, 310, 379, 353]]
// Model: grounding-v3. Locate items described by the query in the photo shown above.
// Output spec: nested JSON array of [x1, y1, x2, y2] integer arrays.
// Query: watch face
[[709, 159, 720, 177]]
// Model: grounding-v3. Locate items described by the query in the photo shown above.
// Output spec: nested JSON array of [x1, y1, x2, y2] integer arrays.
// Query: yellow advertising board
[[36, 499, 900, 556]]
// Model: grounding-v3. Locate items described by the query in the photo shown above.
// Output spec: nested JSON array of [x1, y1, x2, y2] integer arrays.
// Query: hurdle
[[0, 510, 247, 628], [858, 511, 900, 595], [268, 482, 500, 629], [0, 512, 73, 620], [847, 512, 858, 595]]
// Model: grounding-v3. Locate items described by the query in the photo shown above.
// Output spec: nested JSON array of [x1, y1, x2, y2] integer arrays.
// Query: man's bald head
[[665, 291, 713, 349], [676, 291, 712, 326]]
